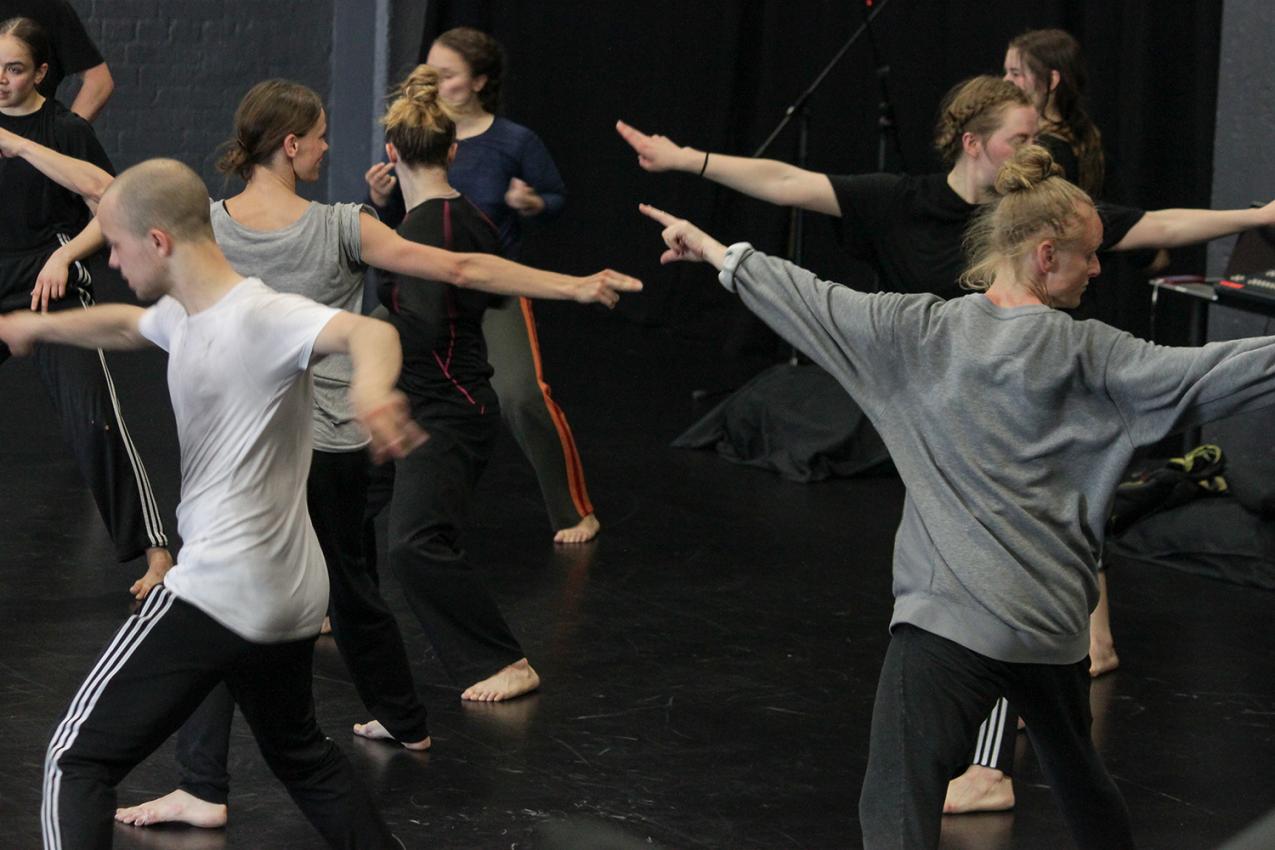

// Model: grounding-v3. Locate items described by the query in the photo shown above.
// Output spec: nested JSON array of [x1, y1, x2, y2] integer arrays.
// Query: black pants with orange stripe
[[41, 585, 396, 850], [1, 249, 169, 563], [482, 296, 594, 531], [365, 412, 525, 684]]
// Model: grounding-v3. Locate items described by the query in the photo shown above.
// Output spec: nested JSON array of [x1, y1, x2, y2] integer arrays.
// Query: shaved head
[[101, 158, 214, 243]]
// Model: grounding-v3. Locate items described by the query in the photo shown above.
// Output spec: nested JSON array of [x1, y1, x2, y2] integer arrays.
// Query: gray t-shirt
[[210, 200, 370, 451], [720, 242, 1275, 665]]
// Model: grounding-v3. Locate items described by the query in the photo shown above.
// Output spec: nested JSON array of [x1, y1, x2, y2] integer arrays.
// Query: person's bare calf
[[115, 789, 227, 828], [461, 658, 540, 702], [554, 513, 600, 544], [943, 765, 1015, 814], [129, 547, 174, 600], [351, 720, 431, 751], [1088, 571, 1119, 677]]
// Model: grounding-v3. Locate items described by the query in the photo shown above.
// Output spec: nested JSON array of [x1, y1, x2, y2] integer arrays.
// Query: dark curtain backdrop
[[418, 0, 1221, 349]]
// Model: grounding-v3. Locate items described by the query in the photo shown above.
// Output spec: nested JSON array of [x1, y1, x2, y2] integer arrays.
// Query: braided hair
[[934, 76, 1034, 167]]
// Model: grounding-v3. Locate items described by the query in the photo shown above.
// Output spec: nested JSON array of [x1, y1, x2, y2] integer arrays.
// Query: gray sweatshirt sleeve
[[719, 243, 910, 401], [1104, 330, 1275, 444]]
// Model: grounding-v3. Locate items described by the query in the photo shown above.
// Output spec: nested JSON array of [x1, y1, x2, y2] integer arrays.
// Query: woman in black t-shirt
[[617, 74, 1275, 293], [0, 16, 170, 594], [359, 63, 544, 709]]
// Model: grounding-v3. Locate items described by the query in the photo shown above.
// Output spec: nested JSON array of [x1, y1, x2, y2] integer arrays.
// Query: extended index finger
[[615, 119, 647, 148], [638, 203, 678, 227], [598, 269, 643, 292]]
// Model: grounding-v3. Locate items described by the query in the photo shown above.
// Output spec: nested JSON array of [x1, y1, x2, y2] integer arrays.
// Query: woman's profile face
[[425, 43, 484, 111], [291, 109, 329, 183], [0, 34, 45, 113], [1042, 207, 1102, 309], [1002, 48, 1045, 107]]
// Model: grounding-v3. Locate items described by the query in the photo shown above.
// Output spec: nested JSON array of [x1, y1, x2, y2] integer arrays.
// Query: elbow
[[96, 73, 115, 104], [448, 255, 480, 289], [86, 64, 115, 100], [84, 172, 113, 205]]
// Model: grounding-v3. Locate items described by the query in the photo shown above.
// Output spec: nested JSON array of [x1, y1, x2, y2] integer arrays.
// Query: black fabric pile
[[672, 364, 891, 483], [1108, 444, 1275, 590]]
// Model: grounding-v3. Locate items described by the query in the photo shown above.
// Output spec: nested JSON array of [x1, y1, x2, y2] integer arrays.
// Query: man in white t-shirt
[[0, 158, 423, 850]]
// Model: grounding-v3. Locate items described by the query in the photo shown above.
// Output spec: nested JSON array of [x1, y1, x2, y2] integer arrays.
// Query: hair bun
[[401, 65, 441, 107], [994, 144, 1063, 195]]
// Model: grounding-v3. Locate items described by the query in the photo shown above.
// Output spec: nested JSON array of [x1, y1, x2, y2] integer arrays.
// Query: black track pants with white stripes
[[41, 585, 397, 850], [859, 625, 1133, 850], [969, 697, 1017, 776], [1, 249, 168, 563]]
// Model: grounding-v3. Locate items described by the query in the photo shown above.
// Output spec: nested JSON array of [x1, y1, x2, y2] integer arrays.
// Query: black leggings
[[859, 625, 1133, 850], [364, 414, 524, 685]]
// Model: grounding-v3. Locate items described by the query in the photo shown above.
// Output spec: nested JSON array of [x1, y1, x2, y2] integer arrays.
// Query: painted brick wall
[[64, 0, 335, 201]]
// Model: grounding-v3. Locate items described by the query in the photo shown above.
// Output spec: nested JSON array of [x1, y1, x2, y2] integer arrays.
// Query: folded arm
[[0, 129, 113, 208], [69, 63, 115, 123], [31, 217, 107, 312], [312, 311, 425, 463]]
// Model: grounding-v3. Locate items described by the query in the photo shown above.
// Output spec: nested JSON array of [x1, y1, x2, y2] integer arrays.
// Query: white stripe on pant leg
[[42, 587, 173, 847], [976, 699, 1003, 767], [972, 714, 990, 767], [75, 287, 168, 550], [43, 588, 176, 848], [41, 586, 177, 849], [988, 699, 1009, 770]]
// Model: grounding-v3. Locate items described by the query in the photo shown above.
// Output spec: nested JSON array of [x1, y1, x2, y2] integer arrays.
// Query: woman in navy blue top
[[368, 26, 600, 544]]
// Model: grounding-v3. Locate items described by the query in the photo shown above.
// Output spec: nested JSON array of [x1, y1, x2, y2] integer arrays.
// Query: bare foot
[[351, 719, 431, 751], [553, 513, 600, 544], [461, 658, 540, 702], [319, 616, 332, 635], [129, 548, 174, 600], [115, 789, 227, 828], [943, 766, 1015, 814]]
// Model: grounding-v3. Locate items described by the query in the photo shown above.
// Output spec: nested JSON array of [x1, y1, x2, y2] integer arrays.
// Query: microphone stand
[[751, 0, 896, 364], [861, 1, 905, 173]]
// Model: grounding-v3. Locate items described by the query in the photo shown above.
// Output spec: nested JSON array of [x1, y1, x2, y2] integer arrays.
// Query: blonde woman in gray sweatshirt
[[640, 145, 1275, 850]]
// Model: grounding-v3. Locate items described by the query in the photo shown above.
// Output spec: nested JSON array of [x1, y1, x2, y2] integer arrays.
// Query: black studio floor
[[2, 297, 1274, 850]]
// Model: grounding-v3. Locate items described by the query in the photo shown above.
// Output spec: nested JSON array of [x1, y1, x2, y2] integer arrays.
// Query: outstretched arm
[[69, 63, 115, 123], [312, 311, 426, 463], [0, 304, 150, 355], [1112, 200, 1275, 251], [358, 212, 641, 307], [616, 120, 840, 216], [0, 128, 113, 207], [638, 204, 893, 401]]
